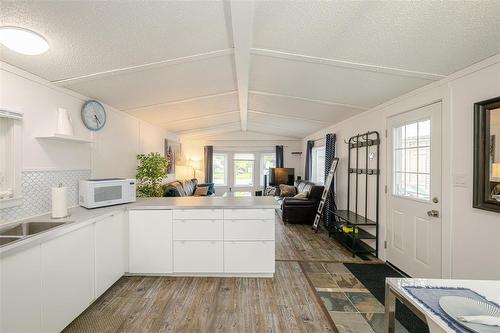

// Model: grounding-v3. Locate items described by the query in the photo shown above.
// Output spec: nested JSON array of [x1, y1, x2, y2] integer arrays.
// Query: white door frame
[[384, 97, 452, 278]]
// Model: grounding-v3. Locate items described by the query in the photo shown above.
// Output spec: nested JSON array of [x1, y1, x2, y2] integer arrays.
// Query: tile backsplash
[[0, 169, 91, 223]]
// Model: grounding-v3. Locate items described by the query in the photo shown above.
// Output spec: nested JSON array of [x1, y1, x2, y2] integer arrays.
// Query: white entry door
[[386, 102, 442, 278]]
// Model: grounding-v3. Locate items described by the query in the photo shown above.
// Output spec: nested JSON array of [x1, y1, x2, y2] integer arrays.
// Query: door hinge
[[384, 185, 387, 194], [385, 129, 387, 138], [384, 240, 387, 249]]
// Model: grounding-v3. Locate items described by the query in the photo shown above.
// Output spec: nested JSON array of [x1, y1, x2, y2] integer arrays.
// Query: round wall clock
[[81, 100, 106, 131]]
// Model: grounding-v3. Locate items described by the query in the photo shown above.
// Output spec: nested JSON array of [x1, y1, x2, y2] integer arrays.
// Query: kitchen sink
[[0, 221, 70, 237], [0, 237, 23, 246]]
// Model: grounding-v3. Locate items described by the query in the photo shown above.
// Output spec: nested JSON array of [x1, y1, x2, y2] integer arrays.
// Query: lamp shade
[[189, 159, 202, 171], [492, 163, 500, 178]]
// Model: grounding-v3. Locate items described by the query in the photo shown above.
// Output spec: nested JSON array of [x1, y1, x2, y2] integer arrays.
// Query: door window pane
[[213, 153, 227, 186], [393, 119, 431, 201]]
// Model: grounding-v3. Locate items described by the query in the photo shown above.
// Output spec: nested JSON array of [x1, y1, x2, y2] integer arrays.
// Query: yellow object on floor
[[342, 226, 359, 234]]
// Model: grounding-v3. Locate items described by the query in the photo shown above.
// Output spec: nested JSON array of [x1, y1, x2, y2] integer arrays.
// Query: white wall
[[303, 54, 500, 280], [0, 61, 178, 178]]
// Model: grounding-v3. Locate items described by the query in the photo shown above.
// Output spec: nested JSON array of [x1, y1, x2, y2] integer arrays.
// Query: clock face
[[81, 100, 106, 131]]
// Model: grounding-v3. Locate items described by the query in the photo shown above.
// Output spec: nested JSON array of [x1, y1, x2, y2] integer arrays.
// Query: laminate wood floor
[[64, 216, 379, 333], [64, 261, 334, 333], [275, 217, 375, 263]]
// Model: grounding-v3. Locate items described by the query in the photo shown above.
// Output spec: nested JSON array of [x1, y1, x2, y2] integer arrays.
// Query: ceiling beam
[[245, 127, 303, 140], [158, 110, 239, 126], [247, 120, 310, 135], [53, 49, 233, 86], [249, 90, 368, 110], [176, 122, 241, 137], [251, 48, 446, 81], [227, 0, 255, 131], [248, 109, 330, 124], [124, 90, 237, 113]]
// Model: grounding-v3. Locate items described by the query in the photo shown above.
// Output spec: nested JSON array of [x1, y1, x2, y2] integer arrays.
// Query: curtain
[[276, 145, 284, 168], [323, 134, 336, 227], [304, 140, 315, 180], [203, 145, 213, 183]]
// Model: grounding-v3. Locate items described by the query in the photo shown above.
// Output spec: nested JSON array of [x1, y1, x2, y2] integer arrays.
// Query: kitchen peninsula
[[128, 196, 278, 277]]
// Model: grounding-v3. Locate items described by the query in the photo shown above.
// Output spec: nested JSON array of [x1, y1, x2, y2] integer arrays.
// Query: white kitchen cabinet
[[173, 219, 223, 240], [173, 240, 223, 273], [224, 241, 275, 274], [1, 245, 42, 333], [173, 209, 223, 220], [224, 219, 274, 241], [41, 225, 94, 333], [95, 212, 125, 298], [129, 210, 172, 274], [223, 208, 275, 220]]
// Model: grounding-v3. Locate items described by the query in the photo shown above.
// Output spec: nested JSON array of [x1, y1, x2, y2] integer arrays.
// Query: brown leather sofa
[[280, 180, 324, 225]]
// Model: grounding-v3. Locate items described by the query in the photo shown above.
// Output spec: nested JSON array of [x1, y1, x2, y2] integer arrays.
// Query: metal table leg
[[385, 281, 396, 333]]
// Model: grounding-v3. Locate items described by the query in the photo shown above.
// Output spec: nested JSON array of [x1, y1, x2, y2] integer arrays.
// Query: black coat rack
[[330, 131, 380, 258]]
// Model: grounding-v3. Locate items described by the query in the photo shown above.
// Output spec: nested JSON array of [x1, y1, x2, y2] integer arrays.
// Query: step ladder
[[312, 157, 339, 231]]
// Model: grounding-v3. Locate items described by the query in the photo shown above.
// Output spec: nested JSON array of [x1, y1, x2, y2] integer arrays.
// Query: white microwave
[[79, 178, 136, 208]]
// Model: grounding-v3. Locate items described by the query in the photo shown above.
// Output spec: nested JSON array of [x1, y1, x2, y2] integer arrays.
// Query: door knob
[[427, 210, 439, 218]]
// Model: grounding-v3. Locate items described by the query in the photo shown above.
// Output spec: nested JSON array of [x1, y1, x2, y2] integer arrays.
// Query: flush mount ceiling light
[[0, 26, 49, 55]]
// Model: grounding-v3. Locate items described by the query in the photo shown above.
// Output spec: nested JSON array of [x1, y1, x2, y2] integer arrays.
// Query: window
[[212, 153, 227, 186], [311, 146, 326, 184], [233, 153, 254, 186], [393, 119, 431, 201], [260, 153, 276, 185], [0, 110, 23, 208]]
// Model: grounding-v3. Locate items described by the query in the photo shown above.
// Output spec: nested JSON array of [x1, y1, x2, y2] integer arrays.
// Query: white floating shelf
[[36, 134, 93, 144]]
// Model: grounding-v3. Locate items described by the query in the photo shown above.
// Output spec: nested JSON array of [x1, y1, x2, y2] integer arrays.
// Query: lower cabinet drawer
[[173, 241, 223, 273], [224, 209, 275, 220], [173, 209, 223, 220], [224, 241, 275, 273], [173, 219, 223, 240], [224, 219, 274, 240]]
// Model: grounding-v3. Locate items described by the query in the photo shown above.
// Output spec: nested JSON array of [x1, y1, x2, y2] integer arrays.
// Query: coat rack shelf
[[329, 131, 380, 259]]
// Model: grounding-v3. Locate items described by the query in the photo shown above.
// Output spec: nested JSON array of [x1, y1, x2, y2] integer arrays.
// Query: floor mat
[[344, 263, 429, 333]]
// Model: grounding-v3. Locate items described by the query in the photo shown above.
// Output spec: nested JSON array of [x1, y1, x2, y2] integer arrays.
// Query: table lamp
[[189, 159, 202, 179], [492, 163, 500, 182]]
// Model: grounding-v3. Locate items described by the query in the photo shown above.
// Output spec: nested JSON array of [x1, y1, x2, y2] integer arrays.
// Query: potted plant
[[136, 152, 169, 197]]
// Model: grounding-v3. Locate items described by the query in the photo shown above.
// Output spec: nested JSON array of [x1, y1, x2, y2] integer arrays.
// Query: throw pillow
[[279, 184, 296, 197], [294, 192, 308, 199], [197, 183, 215, 195], [194, 186, 209, 196]]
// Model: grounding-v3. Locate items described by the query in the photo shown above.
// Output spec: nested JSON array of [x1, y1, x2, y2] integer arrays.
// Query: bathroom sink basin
[[0, 221, 69, 237]]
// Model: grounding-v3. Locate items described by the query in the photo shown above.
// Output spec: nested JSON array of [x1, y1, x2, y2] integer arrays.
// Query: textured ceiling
[[253, 1, 500, 75], [0, 1, 230, 80], [1, 1, 499, 139]]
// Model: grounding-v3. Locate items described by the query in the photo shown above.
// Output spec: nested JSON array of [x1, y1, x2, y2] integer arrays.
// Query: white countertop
[[129, 196, 279, 209], [0, 196, 279, 256]]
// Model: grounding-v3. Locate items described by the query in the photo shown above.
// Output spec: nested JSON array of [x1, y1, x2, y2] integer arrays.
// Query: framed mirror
[[473, 96, 500, 212]]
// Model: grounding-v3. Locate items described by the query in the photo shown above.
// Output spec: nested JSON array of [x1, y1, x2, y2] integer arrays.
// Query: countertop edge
[[1, 197, 279, 257]]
